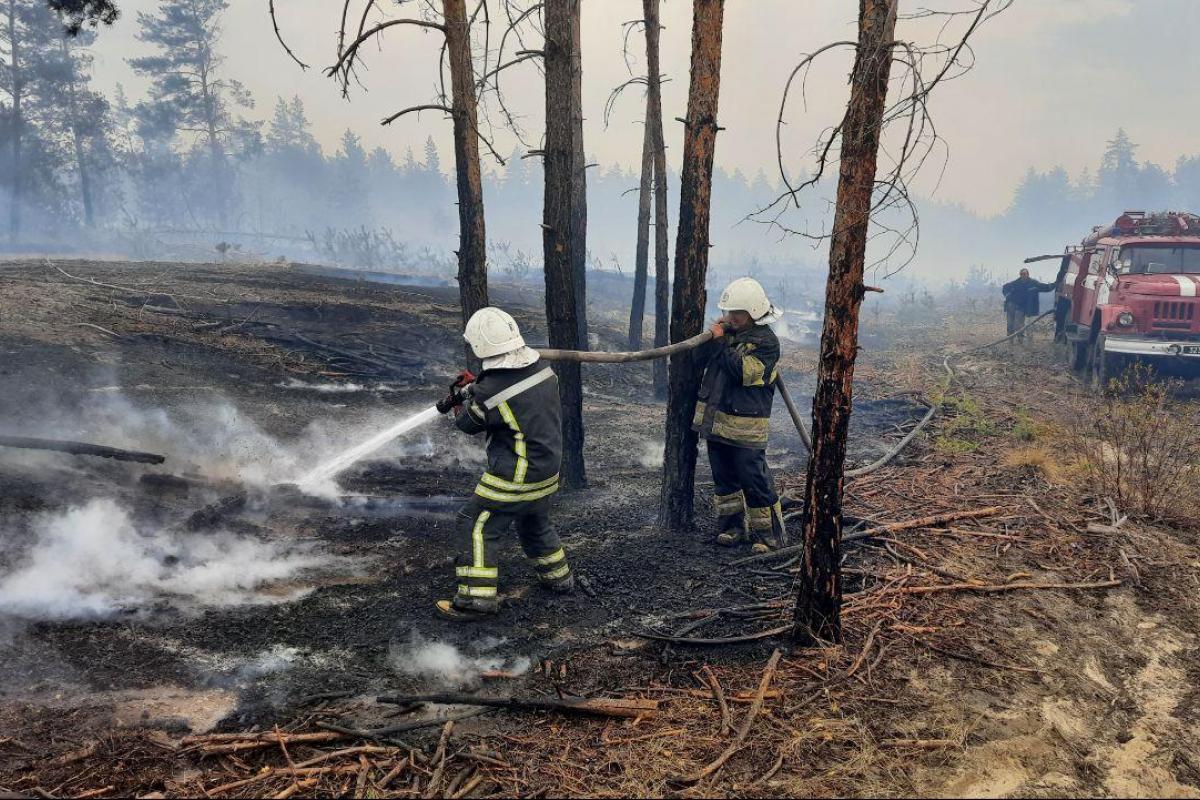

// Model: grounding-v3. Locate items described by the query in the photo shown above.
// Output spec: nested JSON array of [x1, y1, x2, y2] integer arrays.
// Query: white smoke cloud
[[389, 633, 531, 687], [0, 499, 328, 621], [26, 390, 460, 493], [638, 441, 664, 469]]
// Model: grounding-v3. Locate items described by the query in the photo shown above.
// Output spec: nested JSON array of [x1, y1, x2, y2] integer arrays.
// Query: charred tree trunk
[[444, 0, 489, 330], [569, 6, 588, 349], [794, 0, 898, 645], [7, 0, 22, 242], [646, 0, 669, 400], [626, 103, 654, 350], [659, 0, 724, 531], [543, 0, 587, 489]]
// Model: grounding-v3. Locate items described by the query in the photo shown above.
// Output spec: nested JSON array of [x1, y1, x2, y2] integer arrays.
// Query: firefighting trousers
[[452, 496, 571, 611], [707, 439, 784, 544]]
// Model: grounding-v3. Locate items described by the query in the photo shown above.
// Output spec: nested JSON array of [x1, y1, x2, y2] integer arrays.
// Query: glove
[[436, 370, 477, 414]]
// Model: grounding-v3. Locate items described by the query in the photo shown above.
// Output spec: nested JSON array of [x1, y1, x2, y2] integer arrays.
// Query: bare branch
[[327, 18, 446, 85], [268, 0, 309, 70], [381, 104, 453, 126]]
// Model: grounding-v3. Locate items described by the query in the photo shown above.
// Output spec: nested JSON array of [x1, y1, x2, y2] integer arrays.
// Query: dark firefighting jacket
[[692, 324, 780, 450], [455, 360, 563, 505], [1002, 276, 1055, 316]]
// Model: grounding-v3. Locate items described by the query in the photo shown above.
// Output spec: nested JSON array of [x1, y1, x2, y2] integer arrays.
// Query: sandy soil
[[0, 259, 1197, 798]]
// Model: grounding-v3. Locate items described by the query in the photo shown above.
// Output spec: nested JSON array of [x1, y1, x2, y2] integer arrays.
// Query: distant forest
[[2, 0, 1197, 292]]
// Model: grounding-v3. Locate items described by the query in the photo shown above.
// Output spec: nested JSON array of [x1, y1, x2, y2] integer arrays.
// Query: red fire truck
[[1032, 212, 1200, 385]]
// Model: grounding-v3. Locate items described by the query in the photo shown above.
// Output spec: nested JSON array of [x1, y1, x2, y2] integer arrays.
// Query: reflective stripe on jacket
[[455, 360, 563, 505], [692, 324, 779, 450]]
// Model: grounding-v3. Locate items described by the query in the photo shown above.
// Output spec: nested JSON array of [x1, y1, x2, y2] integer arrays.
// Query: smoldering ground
[[0, 381, 486, 626]]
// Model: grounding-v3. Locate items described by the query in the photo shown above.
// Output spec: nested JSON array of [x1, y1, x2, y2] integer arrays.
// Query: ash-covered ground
[[0, 259, 924, 737]]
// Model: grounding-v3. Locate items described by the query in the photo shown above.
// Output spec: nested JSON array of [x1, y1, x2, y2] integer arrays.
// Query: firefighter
[[1002, 268, 1055, 341], [435, 307, 573, 621], [693, 277, 786, 554]]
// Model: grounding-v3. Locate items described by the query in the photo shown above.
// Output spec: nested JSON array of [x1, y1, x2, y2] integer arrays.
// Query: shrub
[[1067, 366, 1200, 521]]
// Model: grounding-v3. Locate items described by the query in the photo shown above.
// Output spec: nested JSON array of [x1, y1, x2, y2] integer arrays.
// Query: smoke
[[388, 633, 531, 687], [6, 389, 461, 494], [638, 441, 665, 470], [278, 379, 369, 393], [0, 499, 328, 621]]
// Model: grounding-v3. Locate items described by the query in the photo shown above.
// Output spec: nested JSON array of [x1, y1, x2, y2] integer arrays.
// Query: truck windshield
[[1118, 246, 1200, 275]]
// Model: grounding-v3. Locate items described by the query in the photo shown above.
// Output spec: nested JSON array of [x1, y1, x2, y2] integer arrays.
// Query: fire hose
[[536, 330, 814, 452], [538, 309, 1054, 482]]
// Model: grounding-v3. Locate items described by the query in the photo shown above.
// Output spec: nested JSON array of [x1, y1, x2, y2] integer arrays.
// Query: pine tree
[[423, 136, 441, 175], [265, 95, 318, 156], [1098, 128, 1139, 209], [128, 0, 254, 228], [0, 0, 71, 239], [43, 16, 114, 226]]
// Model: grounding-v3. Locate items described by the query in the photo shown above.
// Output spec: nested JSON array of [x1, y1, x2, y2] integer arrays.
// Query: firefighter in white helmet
[[435, 307, 574, 621], [692, 278, 786, 554]]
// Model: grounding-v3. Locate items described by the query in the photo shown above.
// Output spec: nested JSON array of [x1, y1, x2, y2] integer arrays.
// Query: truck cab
[[1053, 211, 1200, 385]]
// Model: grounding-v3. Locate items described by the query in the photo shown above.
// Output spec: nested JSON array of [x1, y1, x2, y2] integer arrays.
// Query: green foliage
[[1010, 408, 1049, 442], [936, 390, 998, 452]]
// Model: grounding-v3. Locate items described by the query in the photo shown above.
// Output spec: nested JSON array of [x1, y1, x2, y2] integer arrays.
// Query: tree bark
[[793, 0, 898, 646], [626, 100, 654, 350], [543, 0, 587, 489], [443, 0, 489, 331], [197, 57, 229, 230], [659, 0, 724, 532], [646, 0, 669, 400], [7, 0, 22, 242], [569, 5, 588, 348], [60, 36, 94, 226]]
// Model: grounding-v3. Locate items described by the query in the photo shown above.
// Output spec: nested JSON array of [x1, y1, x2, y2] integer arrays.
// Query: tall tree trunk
[[659, 0, 724, 531], [198, 63, 229, 230], [569, 4, 588, 349], [646, 0, 669, 400], [543, 0, 587, 489], [626, 107, 653, 350], [443, 0, 489, 331], [60, 36, 94, 227], [794, 0, 898, 646], [8, 0, 22, 243]]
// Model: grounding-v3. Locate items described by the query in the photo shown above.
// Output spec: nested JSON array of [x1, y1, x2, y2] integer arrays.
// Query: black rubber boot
[[434, 598, 497, 622], [542, 573, 576, 595]]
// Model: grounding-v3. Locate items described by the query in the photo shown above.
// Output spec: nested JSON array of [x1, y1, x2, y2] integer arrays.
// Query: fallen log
[[0, 435, 165, 465], [376, 692, 658, 719]]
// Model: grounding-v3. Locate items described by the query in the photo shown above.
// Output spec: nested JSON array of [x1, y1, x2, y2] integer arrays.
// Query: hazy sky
[[85, 0, 1200, 217]]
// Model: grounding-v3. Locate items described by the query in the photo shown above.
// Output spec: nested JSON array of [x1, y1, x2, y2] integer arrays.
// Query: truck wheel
[[1070, 340, 1089, 372], [1090, 335, 1124, 390]]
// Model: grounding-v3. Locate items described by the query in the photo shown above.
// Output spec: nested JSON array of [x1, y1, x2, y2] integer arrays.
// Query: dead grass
[[1064, 366, 1200, 522], [1002, 445, 1067, 485]]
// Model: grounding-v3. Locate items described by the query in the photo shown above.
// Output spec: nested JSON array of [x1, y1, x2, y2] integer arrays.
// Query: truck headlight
[[1117, 312, 1134, 327]]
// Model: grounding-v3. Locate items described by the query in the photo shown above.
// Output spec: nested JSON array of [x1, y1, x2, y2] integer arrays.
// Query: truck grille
[[1153, 301, 1196, 326]]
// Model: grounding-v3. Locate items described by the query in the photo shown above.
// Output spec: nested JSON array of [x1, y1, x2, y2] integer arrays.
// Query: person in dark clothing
[[693, 277, 786, 554], [1002, 268, 1055, 340], [437, 307, 573, 621]]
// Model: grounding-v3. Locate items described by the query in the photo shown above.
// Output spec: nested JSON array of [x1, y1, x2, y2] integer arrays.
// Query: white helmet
[[718, 277, 781, 324], [464, 307, 526, 359]]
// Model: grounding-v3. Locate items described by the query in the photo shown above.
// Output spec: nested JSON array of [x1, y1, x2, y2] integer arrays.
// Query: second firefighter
[[693, 277, 787, 554]]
